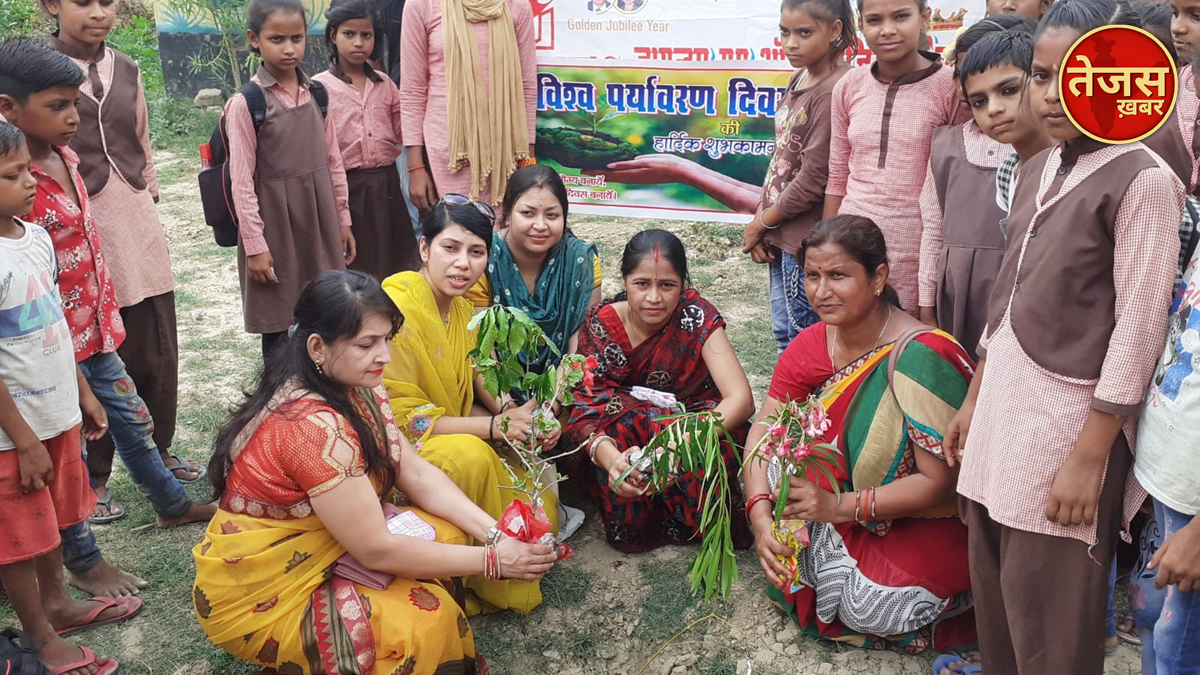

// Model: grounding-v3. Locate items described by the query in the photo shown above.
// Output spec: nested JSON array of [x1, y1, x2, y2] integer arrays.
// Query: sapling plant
[[469, 305, 595, 522]]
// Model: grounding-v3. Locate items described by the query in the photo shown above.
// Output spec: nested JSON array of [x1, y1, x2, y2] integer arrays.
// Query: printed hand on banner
[[584, 154, 760, 212]]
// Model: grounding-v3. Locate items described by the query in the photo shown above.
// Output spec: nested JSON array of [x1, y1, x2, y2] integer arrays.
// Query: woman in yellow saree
[[193, 270, 558, 674], [382, 199, 560, 615]]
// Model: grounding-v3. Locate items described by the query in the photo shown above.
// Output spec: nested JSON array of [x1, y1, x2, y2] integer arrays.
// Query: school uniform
[[313, 63, 419, 280], [957, 138, 1184, 675], [226, 66, 350, 341], [54, 37, 182, 481], [827, 53, 971, 315], [917, 121, 1011, 362], [761, 64, 849, 352]]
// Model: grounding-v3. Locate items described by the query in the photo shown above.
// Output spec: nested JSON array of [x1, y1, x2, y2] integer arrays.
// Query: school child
[[0, 39, 216, 576], [824, 0, 971, 316], [944, 1, 1185, 673], [1133, 1, 1197, 191], [227, 0, 356, 358], [916, 17, 1045, 361], [740, 0, 853, 353], [0, 121, 138, 675], [41, 0, 203, 527], [313, 0, 419, 281]]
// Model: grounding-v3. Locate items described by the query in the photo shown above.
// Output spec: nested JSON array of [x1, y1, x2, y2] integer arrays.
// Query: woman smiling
[[381, 199, 560, 615], [743, 215, 977, 653]]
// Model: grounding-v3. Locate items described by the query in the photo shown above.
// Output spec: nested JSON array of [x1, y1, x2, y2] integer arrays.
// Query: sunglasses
[[440, 193, 496, 222]]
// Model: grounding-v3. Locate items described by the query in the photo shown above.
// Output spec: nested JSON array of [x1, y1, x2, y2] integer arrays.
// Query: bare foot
[[32, 632, 109, 675], [156, 500, 217, 528], [45, 595, 138, 633], [68, 559, 149, 597]]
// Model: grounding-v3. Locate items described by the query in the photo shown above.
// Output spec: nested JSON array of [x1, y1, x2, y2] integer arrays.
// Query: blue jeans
[[1131, 498, 1200, 675], [60, 519, 102, 575], [768, 247, 817, 355], [395, 151, 422, 240]]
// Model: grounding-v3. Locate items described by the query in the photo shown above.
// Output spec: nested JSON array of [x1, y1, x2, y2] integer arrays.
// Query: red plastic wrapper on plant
[[498, 499, 572, 561]]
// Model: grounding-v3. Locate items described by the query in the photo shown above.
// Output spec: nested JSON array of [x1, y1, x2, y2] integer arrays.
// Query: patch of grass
[[541, 565, 590, 609], [728, 316, 777, 384], [696, 653, 738, 675], [637, 554, 705, 640]]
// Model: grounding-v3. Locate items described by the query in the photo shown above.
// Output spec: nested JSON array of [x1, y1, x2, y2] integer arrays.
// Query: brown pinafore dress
[[237, 71, 346, 334], [929, 125, 1009, 362]]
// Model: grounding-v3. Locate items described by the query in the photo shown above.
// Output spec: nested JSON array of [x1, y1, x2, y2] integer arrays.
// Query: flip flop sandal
[[1116, 614, 1141, 645], [56, 595, 144, 637], [88, 491, 126, 525], [165, 454, 207, 484], [1105, 641, 1121, 656], [49, 646, 119, 675], [932, 654, 983, 675]]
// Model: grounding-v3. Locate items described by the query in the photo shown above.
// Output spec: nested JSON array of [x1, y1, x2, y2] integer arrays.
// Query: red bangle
[[745, 493, 773, 516], [408, 164, 426, 173]]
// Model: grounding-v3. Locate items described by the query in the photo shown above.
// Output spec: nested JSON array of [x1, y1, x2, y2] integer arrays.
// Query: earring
[[875, 289, 881, 296], [315, 360, 324, 375]]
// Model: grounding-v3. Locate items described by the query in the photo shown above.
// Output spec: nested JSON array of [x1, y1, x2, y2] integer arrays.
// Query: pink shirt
[[399, 0, 538, 204], [312, 66, 404, 171], [65, 46, 174, 308], [917, 121, 1010, 307], [225, 71, 352, 257], [958, 143, 1183, 546], [828, 58, 970, 314]]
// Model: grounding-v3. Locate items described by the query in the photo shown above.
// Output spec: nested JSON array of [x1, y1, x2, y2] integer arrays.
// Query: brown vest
[[1142, 107, 1191, 191], [929, 124, 1008, 361], [986, 141, 1158, 380], [1192, 107, 1200, 196], [69, 49, 147, 196]]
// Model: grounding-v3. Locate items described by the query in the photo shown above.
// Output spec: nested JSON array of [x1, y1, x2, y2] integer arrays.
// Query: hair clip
[[287, 323, 299, 337]]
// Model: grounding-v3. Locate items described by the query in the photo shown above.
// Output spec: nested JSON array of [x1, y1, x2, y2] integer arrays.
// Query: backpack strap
[[887, 325, 934, 391], [309, 80, 329, 118], [241, 82, 267, 134]]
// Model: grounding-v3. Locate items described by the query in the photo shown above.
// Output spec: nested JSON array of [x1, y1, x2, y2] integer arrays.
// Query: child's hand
[[1147, 516, 1200, 592], [409, 168, 437, 212], [16, 439, 54, 492], [943, 403, 974, 468], [247, 252, 279, 284], [341, 228, 357, 266], [1045, 451, 1106, 527], [80, 386, 108, 441]]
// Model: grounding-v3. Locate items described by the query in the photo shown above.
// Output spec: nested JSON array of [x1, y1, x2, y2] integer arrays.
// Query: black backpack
[[0, 629, 52, 675], [198, 80, 329, 248]]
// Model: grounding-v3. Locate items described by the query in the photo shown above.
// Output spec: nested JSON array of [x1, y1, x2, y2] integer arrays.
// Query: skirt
[[346, 165, 420, 282]]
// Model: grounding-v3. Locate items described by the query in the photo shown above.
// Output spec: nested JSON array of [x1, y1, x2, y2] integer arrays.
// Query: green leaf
[[482, 369, 500, 399], [775, 471, 790, 523]]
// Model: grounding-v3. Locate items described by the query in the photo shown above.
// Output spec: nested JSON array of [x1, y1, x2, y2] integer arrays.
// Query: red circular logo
[[1059, 25, 1178, 144]]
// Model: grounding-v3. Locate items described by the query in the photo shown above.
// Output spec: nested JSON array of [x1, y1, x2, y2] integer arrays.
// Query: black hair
[[501, 164, 569, 227], [857, 0, 928, 17], [959, 29, 1036, 87], [209, 269, 402, 499], [782, 0, 860, 62], [0, 123, 26, 155], [0, 38, 86, 102], [620, 229, 689, 285], [955, 13, 1036, 57], [247, 0, 309, 54], [1133, 1, 1179, 64], [324, 0, 385, 65], [800, 215, 902, 308], [1036, 0, 1141, 41], [420, 200, 494, 247]]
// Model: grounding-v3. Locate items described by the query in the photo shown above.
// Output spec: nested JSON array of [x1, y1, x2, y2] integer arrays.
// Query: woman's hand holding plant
[[598, 442, 648, 498], [498, 399, 538, 443], [778, 475, 848, 524], [495, 537, 557, 581], [749, 499, 793, 590]]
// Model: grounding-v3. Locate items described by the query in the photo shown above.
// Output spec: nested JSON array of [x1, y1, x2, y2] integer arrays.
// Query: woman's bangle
[[854, 489, 863, 525], [588, 435, 614, 465], [489, 415, 496, 443], [745, 492, 773, 517], [761, 207, 781, 230], [869, 486, 878, 522], [484, 542, 501, 580], [408, 164, 426, 173], [485, 525, 501, 545]]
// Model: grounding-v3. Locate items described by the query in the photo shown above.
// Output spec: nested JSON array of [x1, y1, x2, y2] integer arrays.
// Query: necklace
[[828, 306, 892, 367]]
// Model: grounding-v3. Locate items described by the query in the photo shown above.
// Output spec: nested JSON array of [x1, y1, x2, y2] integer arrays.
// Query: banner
[[530, 0, 989, 65], [535, 59, 791, 222]]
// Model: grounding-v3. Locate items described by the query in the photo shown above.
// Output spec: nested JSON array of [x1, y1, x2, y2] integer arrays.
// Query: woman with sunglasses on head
[[381, 196, 559, 616]]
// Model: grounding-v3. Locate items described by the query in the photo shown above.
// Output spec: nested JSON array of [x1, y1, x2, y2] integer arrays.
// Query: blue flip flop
[[932, 654, 982, 675]]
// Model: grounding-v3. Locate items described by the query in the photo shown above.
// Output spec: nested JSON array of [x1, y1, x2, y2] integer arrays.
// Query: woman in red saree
[[564, 229, 756, 553], [743, 216, 977, 654]]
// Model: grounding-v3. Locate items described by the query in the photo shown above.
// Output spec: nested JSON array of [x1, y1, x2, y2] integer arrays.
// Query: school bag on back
[[198, 80, 328, 247], [0, 628, 53, 675]]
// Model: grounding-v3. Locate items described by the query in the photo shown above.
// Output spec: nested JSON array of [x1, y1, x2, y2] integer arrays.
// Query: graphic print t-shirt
[[1137, 243, 1200, 514], [0, 220, 80, 450]]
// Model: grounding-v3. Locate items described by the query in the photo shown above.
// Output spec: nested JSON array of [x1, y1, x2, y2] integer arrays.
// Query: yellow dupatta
[[382, 271, 479, 441]]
